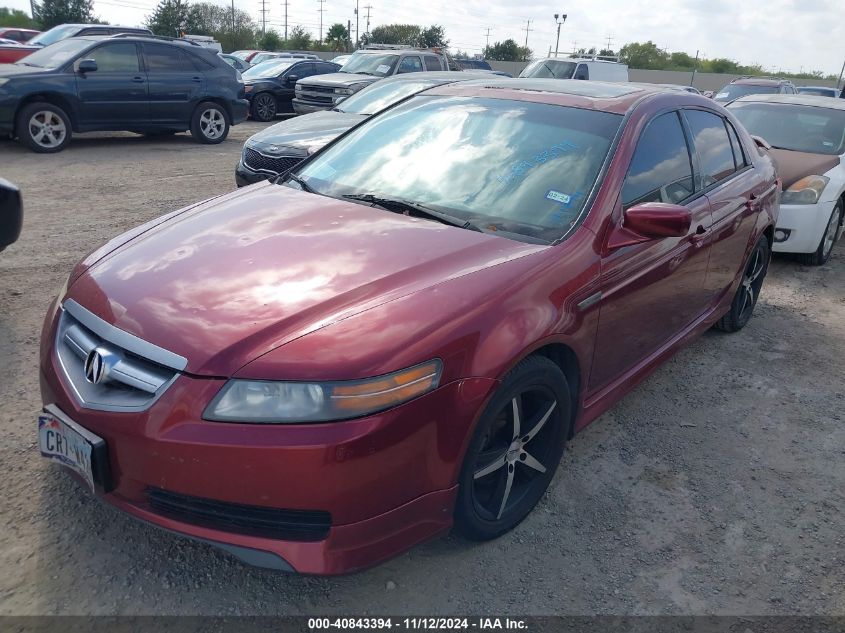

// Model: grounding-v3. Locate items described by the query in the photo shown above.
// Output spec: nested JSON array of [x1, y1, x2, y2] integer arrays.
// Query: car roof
[[424, 78, 693, 114], [796, 85, 838, 91], [731, 77, 788, 86], [730, 93, 845, 110]]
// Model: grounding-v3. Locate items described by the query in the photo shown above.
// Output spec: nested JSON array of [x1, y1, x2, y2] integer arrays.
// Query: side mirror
[[623, 202, 692, 238], [77, 59, 97, 73], [286, 74, 299, 84], [0, 178, 23, 252]]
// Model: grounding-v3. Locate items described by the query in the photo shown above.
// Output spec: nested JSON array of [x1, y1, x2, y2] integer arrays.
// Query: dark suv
[[713, 77, 796, 103], [0, 35, 248, 152]]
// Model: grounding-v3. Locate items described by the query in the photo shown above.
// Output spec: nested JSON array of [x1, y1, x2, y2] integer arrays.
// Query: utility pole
[[317, 0, 326, 43], [354, 0, 360, 49], [364, 4, 372, 39], [837, 57, 845, 91], [230, 0, 236, 50], [484, 27, 492, 50], [283, 0, 289, 40], [604, 35, 613, 51], [522, 19, 533, 60], [553, 13, 566, 57], [347, 19, 352, 52], [259, 0, 268, 35]]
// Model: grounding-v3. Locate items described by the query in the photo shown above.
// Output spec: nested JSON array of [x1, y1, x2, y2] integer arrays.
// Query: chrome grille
[[55, 300, 186, 412], [298, 84, 335, 94], [243, 148, 305, 175]]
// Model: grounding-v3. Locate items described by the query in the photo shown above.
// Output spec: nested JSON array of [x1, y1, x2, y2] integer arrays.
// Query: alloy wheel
[[28, 111, 66, 149], [200, 108, 226, 140], [821, 207, 841, 259], [737, 242, 766, 321], [472, 388, 559, 521], [255, 94, 276, 121]]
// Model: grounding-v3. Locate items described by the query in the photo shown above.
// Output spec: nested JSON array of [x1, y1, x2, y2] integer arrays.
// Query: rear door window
[[573, 64, 589, 80], [684, 110, 736, 188], [144, 44, 194, 72], [424, 55, 441, 71], [725, 121, 747, 169], [622, 112, 695, 208]]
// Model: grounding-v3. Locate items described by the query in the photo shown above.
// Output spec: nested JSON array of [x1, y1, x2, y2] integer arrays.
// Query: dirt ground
[[0, 122, 843, 616]]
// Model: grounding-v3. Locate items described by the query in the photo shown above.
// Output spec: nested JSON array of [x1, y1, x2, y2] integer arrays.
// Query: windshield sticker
[[376, 64, 391, 73], [715, 92, 729, 99], [546, 190, 571, 205], [496, 141, 579, 186]]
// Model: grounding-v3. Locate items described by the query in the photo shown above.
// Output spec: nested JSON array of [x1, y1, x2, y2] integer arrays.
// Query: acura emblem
[[84, 349, 106, 384]]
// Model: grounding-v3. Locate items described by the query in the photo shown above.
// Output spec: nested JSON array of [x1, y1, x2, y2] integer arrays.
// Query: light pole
[[553, 13, 567, 57]]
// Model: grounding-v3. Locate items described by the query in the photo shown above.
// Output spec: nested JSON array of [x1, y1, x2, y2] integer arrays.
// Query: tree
[[369, 23, 419, 46], [325, 22, 348, 51], [181, 1, 256, 51], [0, 7, 38, 28], [286, 25, 311, 50], [668, 51, 695, 69], [145, 0, 189, 37], [598, 48, 615, 59], [618, 41, 668, 69], [706, 57, 740, 74], [419, 24, 447, 48], [34, 0, 98, 29], [483, 39, 522, 62], [257, 29, 282, 51]]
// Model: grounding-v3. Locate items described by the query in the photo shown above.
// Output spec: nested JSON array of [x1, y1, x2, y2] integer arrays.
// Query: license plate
[[38, 411, 104, 491]]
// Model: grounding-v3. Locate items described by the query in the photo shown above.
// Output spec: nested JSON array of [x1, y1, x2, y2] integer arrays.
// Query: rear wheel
[[251, 93, 277, 122], [190, 102, 229, 144], [16, 102, 71, 153], [798, 202, 842, 266], [715, 235, 770, 333], [454, 356, 571, 541]]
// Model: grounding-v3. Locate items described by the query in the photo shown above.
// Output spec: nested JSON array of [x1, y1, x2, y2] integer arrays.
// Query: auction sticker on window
[[545, 190, 572, 205], [376, 64, 391, 74]]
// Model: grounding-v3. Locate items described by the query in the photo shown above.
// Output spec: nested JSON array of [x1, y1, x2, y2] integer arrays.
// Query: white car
[[728, 94, 845, 265]]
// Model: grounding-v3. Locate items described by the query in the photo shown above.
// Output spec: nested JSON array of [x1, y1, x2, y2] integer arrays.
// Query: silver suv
[[292, 47, 450, 114]]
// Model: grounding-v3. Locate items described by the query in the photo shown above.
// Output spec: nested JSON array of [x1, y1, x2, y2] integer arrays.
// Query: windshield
[[519, 60, 576, 79], [338, 79, 442, 115], [728, 102, 845, 155], [295, 95, 622, 242], [713, 84, 778, 102], [340, 53, 399, 77], [28, 24, 80, 47], [242, 59, 296, 79], [15, 38, 91, 68]]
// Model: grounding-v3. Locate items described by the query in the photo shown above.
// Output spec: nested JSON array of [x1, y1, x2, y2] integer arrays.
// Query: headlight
[[781, 175, 829, 205], [335, 87, 354, 95], [204, 359, 443, 423]]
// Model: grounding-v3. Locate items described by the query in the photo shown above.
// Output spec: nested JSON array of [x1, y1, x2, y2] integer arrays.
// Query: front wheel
[[454, 355, 571, 541], [17, 102, 71, 153], [798, 202, 842, 266], [190, 102, 230, 144], [714, 234, 770, 333], [251, 93, 277, 122]]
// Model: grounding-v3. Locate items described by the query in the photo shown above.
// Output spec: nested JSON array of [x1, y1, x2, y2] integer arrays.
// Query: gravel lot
[[0, 122, 843, 616]]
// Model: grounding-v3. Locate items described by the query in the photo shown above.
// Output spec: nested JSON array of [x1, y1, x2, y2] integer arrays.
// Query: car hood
[[769, 148, 841, 190], [66, 183, 540, 376], [297, 72, 380, 88], [245, 110, 365, 154], [0, 62, 50, 77]]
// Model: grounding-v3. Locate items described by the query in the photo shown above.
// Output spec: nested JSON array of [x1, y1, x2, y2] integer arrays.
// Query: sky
[[6, 0, 844, 76]]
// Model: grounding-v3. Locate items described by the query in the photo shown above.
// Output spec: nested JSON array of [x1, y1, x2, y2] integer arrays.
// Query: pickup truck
[[292, 47, 452, 114]]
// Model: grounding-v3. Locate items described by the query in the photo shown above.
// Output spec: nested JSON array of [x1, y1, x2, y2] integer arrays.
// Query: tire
[[454, 355, 572, 541], [190, 102, 230, 144], [797, 202, 842, 266], [250, 93, 277, 122], [16, 102, 71, 153], [714, 235, 770, 333]]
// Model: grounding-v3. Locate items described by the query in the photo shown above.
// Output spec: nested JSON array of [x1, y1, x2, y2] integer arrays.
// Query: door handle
[[131, 76, 145, 83], [690, 224, 709, 242], [191, 76, 202, 82]]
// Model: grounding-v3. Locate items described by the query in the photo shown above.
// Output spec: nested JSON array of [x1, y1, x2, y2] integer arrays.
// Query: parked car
[[796, 85, 840, 98], [27, 23, 152, 47], [519, 57, 628, 82], [230, 49, 261, 61], [236, 71, 496, 185], [455, 58, 493, 71], [728, 93, 845, 264], [655, 83, 701, 94], [292, 47, 451, 114], [0, 28, 40, 43], [0, 178, 22, 252], [713, 77, 796, 103], [0, 40, 33, 64], [330, 54, 350, 66], [39, 80, 777, 575], [243, 58, 341, 121], [0, 35, 248, 152], [0, 38, 22, 46], [219, 52, 250, 72]]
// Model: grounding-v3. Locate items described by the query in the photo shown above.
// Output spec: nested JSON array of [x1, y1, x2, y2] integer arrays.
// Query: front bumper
[[292, 98, 332, 115], [39, 309, 496, 574], [235, 159, 271, 187], [773, 200, 839, 254]]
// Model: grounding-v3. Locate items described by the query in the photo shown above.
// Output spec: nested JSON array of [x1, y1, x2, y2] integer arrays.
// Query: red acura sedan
[[39, 80, 779, 575]]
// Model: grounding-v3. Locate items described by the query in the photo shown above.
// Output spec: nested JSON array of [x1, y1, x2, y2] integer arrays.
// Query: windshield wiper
[[343, 194, 481, 232], [277, 172, 315, 193]]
